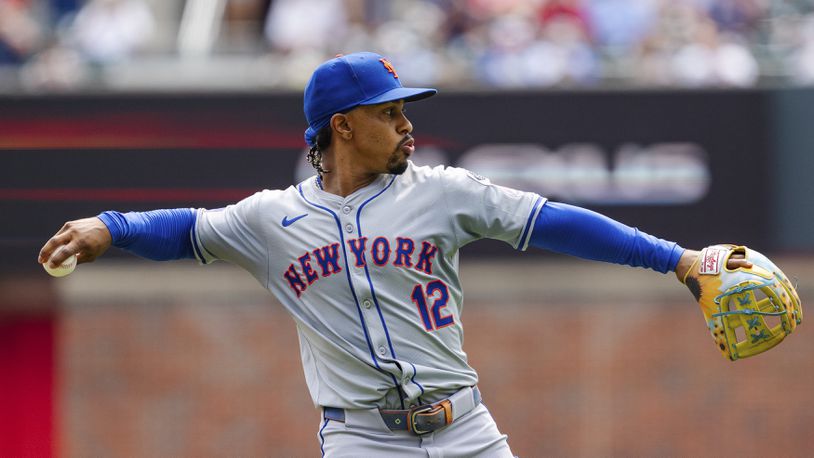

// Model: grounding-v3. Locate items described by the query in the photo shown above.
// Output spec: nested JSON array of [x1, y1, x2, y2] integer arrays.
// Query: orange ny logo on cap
[[379, 58, 399, 79]]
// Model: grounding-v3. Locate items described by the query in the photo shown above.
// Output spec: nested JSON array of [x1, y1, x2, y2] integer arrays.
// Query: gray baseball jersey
[[192, 161, 545, 410]]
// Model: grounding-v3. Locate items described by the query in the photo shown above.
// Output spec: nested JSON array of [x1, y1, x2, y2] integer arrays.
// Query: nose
[[397, 112, 413, 135]]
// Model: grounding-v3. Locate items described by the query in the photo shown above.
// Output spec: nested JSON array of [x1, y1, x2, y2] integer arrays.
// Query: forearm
[[529, 201, 684, 273], [97, 209, 197, 261]]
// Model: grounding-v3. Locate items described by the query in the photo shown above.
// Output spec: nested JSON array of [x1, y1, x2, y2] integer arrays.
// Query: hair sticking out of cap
[[307, 125, 333, 175]]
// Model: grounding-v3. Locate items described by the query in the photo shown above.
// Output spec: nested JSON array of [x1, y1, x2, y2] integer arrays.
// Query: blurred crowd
[[2, 0, 814, 91]]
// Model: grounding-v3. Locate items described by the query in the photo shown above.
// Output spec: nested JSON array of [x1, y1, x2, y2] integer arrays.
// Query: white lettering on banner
[[295, 143, 711, 205], [457, 143, 710, 205]]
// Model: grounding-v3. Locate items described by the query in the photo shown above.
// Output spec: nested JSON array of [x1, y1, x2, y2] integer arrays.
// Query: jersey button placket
[[346, 204, 388, 363]]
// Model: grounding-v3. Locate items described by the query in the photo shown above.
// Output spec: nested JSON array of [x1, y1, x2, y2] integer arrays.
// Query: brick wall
[[46, 260, 814, 457]]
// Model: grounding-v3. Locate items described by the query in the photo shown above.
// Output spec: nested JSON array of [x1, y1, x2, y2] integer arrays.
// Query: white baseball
[[44, 253, 77, 277]]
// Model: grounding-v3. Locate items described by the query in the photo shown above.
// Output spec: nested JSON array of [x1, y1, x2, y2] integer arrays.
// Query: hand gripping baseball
[[38, 217, 112, 269], [679, 245, 802, 360]]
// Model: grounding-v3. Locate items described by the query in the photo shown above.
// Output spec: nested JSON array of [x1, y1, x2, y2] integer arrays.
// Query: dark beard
[[387, 158, 409, 175], [387, 136, 412, 175]]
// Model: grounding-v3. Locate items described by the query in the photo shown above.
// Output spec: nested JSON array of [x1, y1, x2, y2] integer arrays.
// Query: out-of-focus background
[[3, 0, 814, 90], [1, 0, 813, 457]]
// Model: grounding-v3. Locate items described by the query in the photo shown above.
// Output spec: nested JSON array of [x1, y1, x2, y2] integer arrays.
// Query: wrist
[[674, 249, 700, 283], [97, 211, 123, 244]]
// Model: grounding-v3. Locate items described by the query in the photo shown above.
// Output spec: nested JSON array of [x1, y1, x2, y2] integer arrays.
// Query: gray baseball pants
[[317, 388, 514, 457]]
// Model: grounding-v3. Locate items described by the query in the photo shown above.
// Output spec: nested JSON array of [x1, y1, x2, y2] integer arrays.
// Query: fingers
[[39, 217, 113, 268], [42, 239, 81, 268], [38, 231, 73, 266], [39, 220, 75, 263], [720, 249, 753, 270], [727, 258, 753, 270], [39, 220, 91, 267]]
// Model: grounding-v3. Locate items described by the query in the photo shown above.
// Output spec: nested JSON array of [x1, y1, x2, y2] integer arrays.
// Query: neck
[[319, 168, 380, 197], [318, 145, 387, 197]]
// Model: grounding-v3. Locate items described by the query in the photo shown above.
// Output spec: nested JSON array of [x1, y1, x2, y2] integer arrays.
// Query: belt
[[323, 386, 481, 436]]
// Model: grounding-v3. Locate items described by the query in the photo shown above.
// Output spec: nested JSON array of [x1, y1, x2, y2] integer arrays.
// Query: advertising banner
[[0, 91, 770, 268]]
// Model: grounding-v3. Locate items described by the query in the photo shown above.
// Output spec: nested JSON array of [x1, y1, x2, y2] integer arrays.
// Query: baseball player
[[40, 52, 756, 457]]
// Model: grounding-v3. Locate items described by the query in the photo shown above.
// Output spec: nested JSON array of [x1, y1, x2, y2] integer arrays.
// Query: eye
[[384, 106, 406, 118]]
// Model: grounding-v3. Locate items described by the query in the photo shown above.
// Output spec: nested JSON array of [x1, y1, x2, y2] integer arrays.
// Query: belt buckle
[[409, 400, 452, 435]]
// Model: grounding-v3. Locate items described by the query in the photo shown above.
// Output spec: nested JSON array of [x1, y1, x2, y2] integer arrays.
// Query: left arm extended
[[529, 201, 684, 273], [528, 202, 751, 276]]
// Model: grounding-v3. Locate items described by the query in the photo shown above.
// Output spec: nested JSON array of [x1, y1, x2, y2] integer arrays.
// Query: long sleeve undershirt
[[97, 202, 684, 273], [528, 201, 684, 273], [98, 209, 196, 261]]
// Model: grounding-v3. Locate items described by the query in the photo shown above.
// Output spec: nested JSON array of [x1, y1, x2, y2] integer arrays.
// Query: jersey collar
[[302, 173, 394, 207]]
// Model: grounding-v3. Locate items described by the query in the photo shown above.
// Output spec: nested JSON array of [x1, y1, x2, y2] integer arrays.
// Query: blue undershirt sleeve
[[528, 201, 684, 273], [97, 209, 197, 261]]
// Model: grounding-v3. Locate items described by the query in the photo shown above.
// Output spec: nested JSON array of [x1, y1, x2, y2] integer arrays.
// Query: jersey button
[[363, 299, 372, 309], [377, 346, 387, 356], [342, 205, 352, 214], [345, 223, 354, 233]]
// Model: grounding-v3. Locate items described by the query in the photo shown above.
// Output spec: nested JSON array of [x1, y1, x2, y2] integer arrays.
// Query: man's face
[[343, 100, 414, 175]]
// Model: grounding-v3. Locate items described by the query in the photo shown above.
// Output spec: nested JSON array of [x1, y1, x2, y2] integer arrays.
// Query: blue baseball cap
[[303, 52, 437, 146]]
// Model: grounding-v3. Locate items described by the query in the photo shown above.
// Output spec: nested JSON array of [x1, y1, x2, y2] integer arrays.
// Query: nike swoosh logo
[[281, 213, 308, 227]]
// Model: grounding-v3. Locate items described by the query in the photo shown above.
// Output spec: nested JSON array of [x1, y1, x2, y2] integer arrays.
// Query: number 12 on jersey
[[411, 280, 454, 331]]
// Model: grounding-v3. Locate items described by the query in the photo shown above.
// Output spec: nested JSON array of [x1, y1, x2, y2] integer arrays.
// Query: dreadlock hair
[[307, 125, 333, 176]]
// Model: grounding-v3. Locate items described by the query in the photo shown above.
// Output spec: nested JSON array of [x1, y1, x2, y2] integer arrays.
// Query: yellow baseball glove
[[682, 244, 802, 361]]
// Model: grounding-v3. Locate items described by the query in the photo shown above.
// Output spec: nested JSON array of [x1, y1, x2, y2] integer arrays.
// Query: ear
[[331, 113, 352, 140]]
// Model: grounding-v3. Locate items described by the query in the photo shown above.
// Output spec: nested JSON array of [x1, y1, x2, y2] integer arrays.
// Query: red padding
[[0, 315, 55, 457]]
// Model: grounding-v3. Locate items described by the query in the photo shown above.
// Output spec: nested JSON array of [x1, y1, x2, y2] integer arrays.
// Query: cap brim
[[360, 87, 437, 106]]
